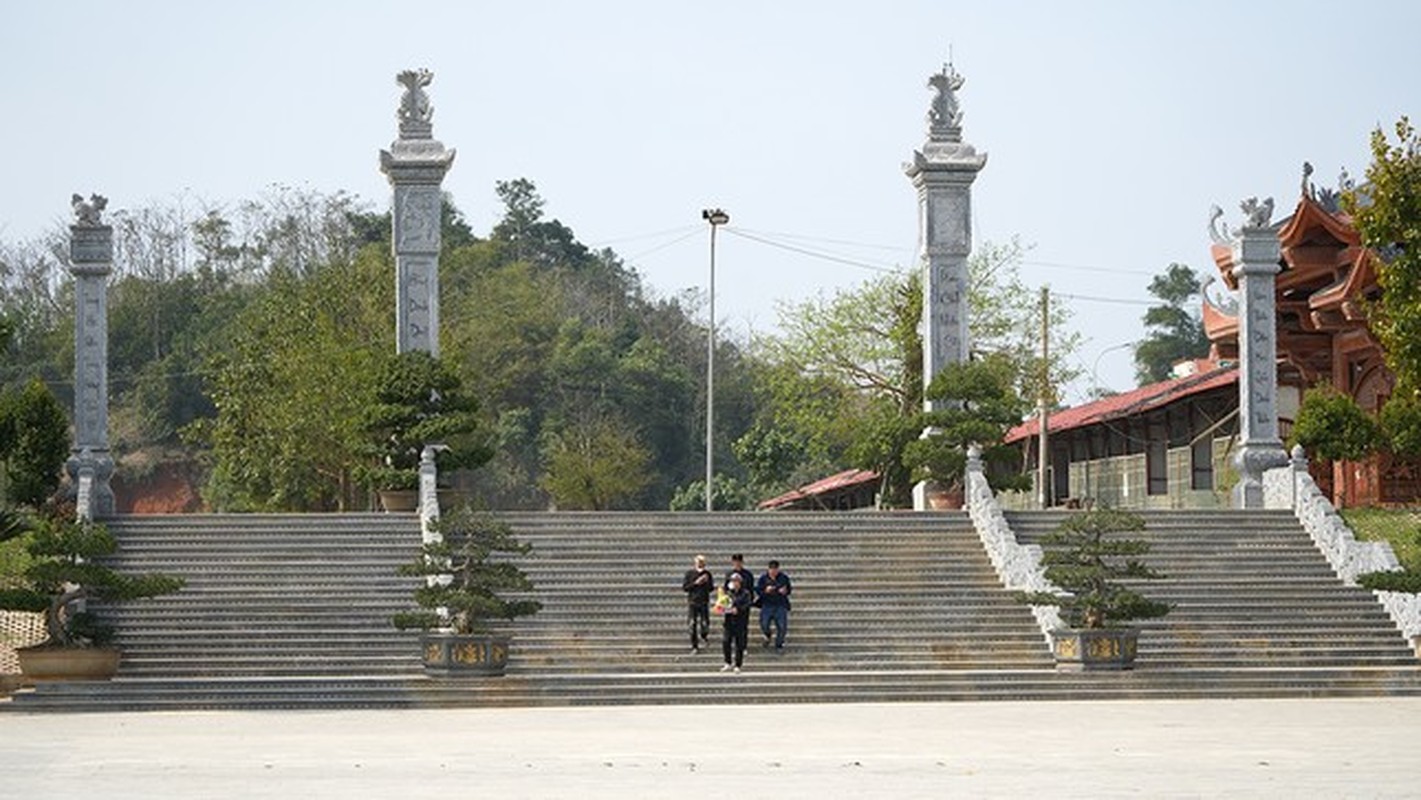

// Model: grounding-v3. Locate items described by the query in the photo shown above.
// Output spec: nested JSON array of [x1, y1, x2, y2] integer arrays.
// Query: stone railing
[[1265, 446, 1420, 645], [963, 445, 1064, 639]]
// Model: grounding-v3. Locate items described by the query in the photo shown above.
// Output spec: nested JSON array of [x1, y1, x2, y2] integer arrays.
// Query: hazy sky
[[4, 1, 1418, 402]]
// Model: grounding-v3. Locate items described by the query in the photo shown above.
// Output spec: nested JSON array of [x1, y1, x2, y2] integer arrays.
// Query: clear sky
[[4, 1, 1418, 402]]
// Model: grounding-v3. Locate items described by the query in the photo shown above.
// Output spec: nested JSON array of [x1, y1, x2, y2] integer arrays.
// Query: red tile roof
[[1005, 366, 1238, 443], [757, 468, 880, 510]]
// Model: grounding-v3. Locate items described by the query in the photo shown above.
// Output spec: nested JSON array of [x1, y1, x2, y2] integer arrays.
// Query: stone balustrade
[[964, 445, 1064, 639], [1265, 446, 1421, 645]]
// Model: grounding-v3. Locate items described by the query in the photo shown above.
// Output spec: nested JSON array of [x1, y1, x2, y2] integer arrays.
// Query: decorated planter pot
[[17, 646, 122, 681], [421, 633, 510, 677], [1049, 628, 1139, 671]]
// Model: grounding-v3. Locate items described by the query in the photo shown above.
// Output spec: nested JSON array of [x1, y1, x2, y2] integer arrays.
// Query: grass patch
[[1339, 507, 1421, 572]]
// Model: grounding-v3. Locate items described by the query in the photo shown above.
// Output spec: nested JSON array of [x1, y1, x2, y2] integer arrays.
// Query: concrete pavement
[[2, 698, 1419, 798]]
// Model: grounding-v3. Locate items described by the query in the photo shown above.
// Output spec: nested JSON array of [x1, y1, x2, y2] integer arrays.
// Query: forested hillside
[[0, 181, 1067, 512]]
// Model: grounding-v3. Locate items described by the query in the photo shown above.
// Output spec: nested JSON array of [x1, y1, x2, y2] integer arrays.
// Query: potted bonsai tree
[[1019, 507, 1171, 670], [393, 506, 542, 676], [0, 504, 184, 681], [358, 351, 492, 512], [902, 355, 1030, 508]]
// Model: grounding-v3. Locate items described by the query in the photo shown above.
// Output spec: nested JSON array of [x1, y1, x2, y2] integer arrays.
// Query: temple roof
[[1005, 366, 1237, 443]]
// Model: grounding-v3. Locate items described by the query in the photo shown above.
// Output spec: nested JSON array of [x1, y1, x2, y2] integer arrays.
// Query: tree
[[195, 245, 390, 511], [1290, 384, 1383, 462], [1132, 263, 1210, 385], [757, 239, 1080, 507], [0, 380, 70, 508], [901, 355, 1031, 495], [539, 414, 653, 510], [1350, 118, 1421, 392], [357, 350, 492, 491]]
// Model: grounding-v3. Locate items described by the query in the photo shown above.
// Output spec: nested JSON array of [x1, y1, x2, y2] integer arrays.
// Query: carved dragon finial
[[927, 63, 965, 135], [395, 68, 435, 136], [1240, 196, 1274, 229], [1301, 161, 1314, 198], [71, 193, 108, 227]]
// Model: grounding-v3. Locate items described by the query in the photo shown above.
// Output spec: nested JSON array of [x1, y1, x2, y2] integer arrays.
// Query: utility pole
[[1038, 286, 1050, 509], [701, 208, 729, 512]]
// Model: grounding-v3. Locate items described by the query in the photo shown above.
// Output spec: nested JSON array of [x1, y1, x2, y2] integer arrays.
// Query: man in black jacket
[[682, 554, 714, 653], [757, 560, 793, 651], [725, 553, 754, 596]]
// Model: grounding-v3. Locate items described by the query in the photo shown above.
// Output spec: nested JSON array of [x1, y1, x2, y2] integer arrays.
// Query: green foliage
[[1356, 569, 1421, 593], [756, 240, 1080, 508], [0, 379, 70, 508], [1133, 263, 1210, 385], [1341, 506, 1421, 572], [668, 475, 758, 511], [196, 246, 391, 511], [1290, 384, 1383, 462], [0, 506, 184, 647], [902, 355, 1031, 494], [1018, 507, 1171, 629], [394, 507, 541, 634], [1348, 117, 1421, 395], [358, 351, 492, 492], [539, 415, 653, 510], [1380, 393, 1421, 457]]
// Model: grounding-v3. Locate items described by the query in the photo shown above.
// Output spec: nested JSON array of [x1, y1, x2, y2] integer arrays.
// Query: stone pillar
[[65, 194, 116, 518], [379, 68, 455, 356], [904, 64, 987, 510], [1227, 198, 1289, 508]]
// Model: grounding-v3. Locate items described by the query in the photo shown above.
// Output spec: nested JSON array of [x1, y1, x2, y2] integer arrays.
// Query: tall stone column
[[904, 64, 987, 510], [66, 194, 116, 518], [379, 68, 455, 356], [1221, 198, 1289, 508]]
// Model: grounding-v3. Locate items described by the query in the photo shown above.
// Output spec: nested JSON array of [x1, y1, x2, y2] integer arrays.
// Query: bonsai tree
[[358, 351, 493, 492], [393, 507, 542, 634], [1020, 507, 1171, 629], [0, 504, 184, 648], [902, 355, 1031, 495]]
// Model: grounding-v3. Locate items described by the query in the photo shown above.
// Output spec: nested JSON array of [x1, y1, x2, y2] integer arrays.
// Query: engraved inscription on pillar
[[927, 192, 970, 253]]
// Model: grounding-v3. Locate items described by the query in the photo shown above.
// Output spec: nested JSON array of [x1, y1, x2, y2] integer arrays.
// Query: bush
[[393, 507, 541, 634], [1290, 384, 1382, 462], [0, 504, 184, 647], [1018, 507, 1171, 628], [1357, 570, 1421, 594]]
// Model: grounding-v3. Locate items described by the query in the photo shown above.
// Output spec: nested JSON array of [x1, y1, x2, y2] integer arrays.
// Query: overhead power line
[[723, 228, 904, 275]]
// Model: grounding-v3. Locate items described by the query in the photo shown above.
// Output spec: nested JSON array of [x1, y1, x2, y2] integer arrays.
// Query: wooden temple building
[[1007, 170, 1419, 509]]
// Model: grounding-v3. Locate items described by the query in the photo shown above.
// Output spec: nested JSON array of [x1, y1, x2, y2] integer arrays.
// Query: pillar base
[[65, 449, 116, 518]]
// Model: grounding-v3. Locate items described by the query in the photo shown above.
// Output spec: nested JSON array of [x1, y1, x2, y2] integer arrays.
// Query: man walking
[[682, 554, 714, 653], [725, 553, 754, 596], [757, 560, 792, 651]]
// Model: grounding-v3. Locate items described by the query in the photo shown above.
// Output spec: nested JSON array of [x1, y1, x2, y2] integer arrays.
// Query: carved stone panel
[[395, 187, 442, 253]]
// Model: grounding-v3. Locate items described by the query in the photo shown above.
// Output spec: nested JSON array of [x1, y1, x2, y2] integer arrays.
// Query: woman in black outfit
[[720, 573, 752, 673]]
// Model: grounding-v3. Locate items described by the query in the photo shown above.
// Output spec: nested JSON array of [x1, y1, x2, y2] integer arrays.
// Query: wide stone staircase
[[4, 509, 1420, 711], [1007, 509, 1421, 676]]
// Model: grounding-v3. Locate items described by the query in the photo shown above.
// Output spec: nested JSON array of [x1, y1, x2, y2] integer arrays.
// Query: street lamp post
[[702, 208, 729, 512]]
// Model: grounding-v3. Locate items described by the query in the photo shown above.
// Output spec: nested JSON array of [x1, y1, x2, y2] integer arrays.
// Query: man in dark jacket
[[725, 553, 754, 596], [756, 560, 793, 650], [682, 554, 714, 653], [720, 572, 753, 673]]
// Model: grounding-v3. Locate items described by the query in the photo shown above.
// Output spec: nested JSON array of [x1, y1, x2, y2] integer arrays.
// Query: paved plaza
[[3, 697, 1419, 798]]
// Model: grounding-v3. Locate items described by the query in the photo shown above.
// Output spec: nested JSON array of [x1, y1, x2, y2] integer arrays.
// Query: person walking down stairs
[[719, 573, 753, 673], [757, 560, 792, 651], [682, 554, 715, 654]]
